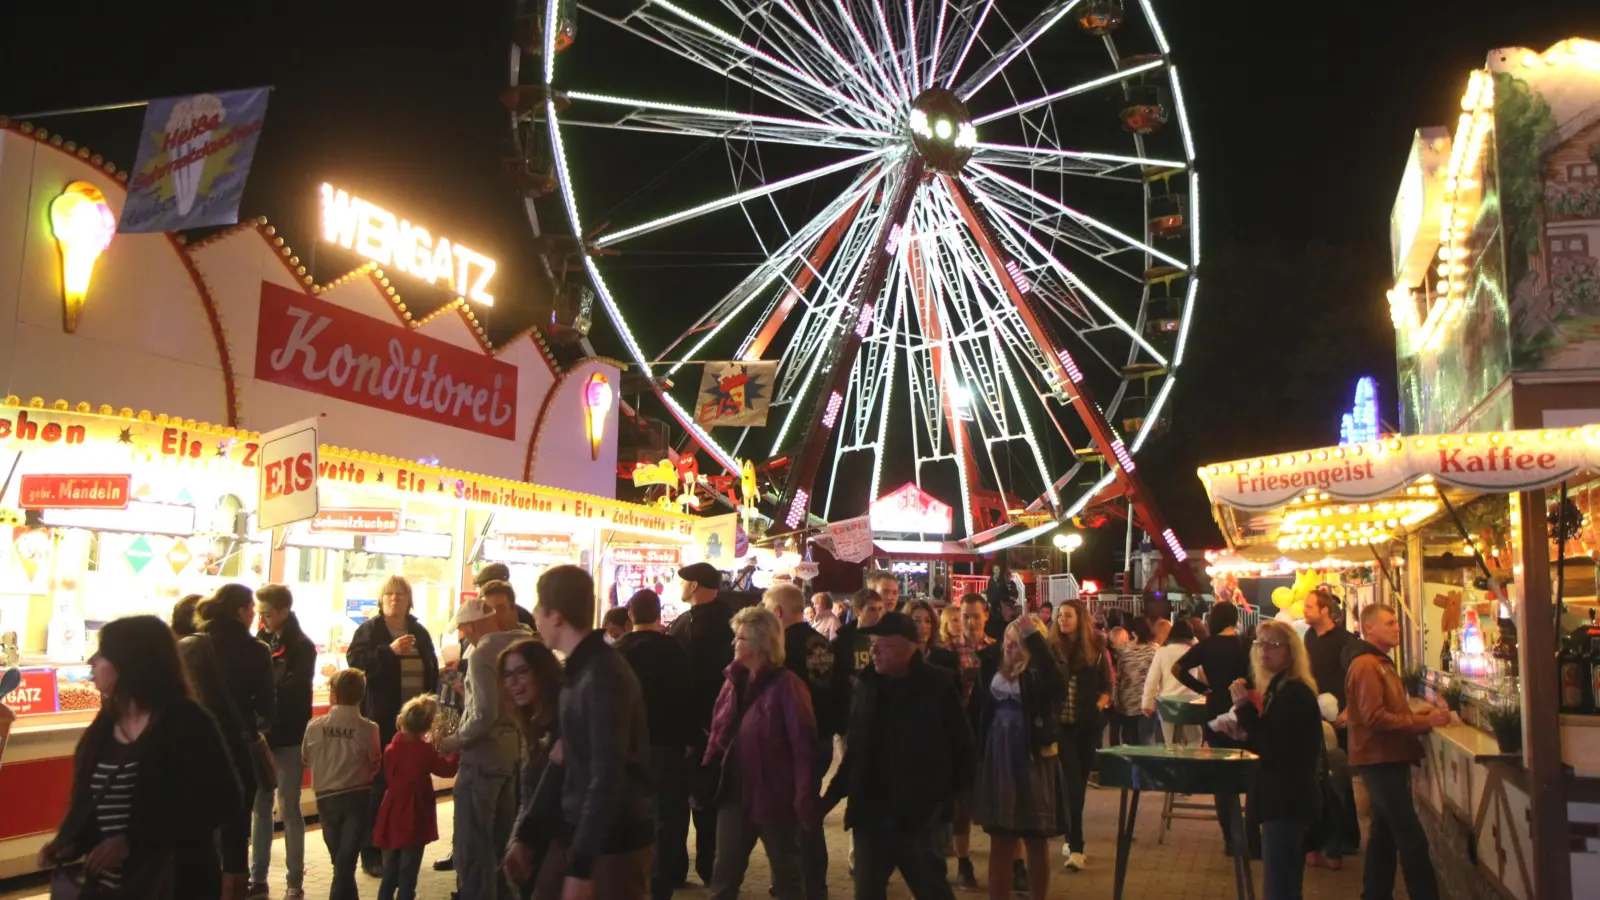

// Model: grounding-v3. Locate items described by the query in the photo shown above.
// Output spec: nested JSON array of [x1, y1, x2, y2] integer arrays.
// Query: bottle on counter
[[1560, 627, 1588, 714], [1441, 629, 1454, 674]]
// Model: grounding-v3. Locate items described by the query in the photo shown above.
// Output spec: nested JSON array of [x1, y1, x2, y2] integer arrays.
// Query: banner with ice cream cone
[[119, 87, 271, 233]]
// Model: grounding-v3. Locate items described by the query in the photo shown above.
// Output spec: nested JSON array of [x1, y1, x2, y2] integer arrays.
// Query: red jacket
[[373, 734, 460, 848]]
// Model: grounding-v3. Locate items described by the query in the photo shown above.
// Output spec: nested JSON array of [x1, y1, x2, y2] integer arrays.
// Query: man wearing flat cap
[[666, 561, 732, 885]]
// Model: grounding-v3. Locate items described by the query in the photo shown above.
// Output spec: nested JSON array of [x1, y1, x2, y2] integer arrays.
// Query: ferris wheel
[[527, 0, 1200, 569]]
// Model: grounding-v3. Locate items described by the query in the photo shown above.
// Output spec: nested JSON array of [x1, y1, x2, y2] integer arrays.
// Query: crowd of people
[[29, 566, 1452, 900]]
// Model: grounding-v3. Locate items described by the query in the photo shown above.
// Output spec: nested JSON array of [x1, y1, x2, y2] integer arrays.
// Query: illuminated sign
[[309, 508, 401, 534], [890, 560, 929, 574], [19, 474, 131, 510], [494, 533, 574, 555], [615, 546, 680, 565], [870, 482, 953, 535], [319, 183, 497, 306], [1340, 377, 1380, 446], [49, 182, 116, 333]]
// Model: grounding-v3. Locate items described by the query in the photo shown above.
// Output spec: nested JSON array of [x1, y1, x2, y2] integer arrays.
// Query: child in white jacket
[[303, 669, 381, 900]]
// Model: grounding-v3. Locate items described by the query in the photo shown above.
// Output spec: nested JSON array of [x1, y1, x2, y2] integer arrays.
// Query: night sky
[[3, 1, 1598, 579]]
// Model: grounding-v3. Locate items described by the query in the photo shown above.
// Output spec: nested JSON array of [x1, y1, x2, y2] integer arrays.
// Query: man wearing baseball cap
[[441, 597, 523, 899], [823, 612, 973, 900], [666, 561, 731, 885], [475, 563, 536, 631]]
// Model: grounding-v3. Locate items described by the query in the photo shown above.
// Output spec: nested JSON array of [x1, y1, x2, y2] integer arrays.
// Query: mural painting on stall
[[1497, 40, 1600, 370]]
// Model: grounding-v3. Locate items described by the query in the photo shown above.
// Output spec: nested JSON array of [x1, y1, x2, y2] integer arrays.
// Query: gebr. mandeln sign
[[254, 282, 518, 439]]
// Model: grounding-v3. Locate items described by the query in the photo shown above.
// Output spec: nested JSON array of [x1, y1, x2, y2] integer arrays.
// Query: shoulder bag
[[690, 671, 779, 809]]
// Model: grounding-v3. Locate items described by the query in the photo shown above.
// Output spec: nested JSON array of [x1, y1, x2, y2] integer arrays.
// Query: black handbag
[[690, 671, 778, 809]]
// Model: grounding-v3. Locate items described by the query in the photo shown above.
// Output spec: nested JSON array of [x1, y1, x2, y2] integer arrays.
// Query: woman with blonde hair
[[974, 615, 1066, 898], [699, 606, 817, 900], [1226, 619, 1323, 900], [1050, 599, 1110, 872]]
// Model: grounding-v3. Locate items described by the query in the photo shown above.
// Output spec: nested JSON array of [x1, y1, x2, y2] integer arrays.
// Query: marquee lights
[[1057, 349, 1084, 384], [786, 489, 810, 529], [49, 181, 117, 334], [320, 184, 498, 306], [1161, 528, 1188, 562], [821, 390, 844, 429], [1111, 439, 1136, 473]]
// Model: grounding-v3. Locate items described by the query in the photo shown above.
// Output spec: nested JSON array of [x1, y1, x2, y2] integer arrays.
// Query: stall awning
[[1197, 427, 1600, 560], [872, 539, 983, 562]]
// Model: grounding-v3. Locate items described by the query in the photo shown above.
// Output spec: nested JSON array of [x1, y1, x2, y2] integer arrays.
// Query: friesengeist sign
[[255, 282, 518, 439], [1199, 428, 1595, 511]]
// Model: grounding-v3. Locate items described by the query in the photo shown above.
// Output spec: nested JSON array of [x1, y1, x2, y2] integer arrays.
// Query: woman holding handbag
[[197, 585, 276, 900], [38, 615, 241, 899], [697, 607, 816, 900]]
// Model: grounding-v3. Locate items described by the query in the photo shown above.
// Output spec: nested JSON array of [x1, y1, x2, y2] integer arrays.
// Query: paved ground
[[0, 782, 1379, 899]]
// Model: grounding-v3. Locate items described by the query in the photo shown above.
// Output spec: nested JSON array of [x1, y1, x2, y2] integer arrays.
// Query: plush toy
[[1271, 586, 1294, 609]]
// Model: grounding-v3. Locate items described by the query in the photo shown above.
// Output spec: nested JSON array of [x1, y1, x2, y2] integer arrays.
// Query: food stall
[[0, 115, 694, 876], [1192, 37, 1600, 899]]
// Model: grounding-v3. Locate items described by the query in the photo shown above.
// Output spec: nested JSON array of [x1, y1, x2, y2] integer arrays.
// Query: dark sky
[[3, 1, 1598, 577]]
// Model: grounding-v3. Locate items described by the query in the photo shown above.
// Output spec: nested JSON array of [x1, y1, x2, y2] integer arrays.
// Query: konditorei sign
[[1199, 429, 1595, 511], [254, 282, 519, 439]]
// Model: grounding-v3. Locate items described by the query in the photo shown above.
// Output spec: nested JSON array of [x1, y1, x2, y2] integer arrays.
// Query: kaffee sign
[[1199, 429, 1596, 511], [254, 282, 518, 439]]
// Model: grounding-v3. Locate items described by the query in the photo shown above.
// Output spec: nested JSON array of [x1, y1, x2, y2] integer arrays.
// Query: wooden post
[[1509, 487, 1570, 899]]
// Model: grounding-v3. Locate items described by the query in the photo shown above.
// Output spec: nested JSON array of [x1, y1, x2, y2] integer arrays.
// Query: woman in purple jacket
[[699, 606, 817, 900]]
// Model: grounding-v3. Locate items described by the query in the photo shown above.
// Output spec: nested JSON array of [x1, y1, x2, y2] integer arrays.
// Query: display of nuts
[[57, 682, 102, 711]]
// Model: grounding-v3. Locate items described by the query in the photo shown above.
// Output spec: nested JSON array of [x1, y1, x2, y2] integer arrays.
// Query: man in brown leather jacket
[[1344, 604, 1448, 900]]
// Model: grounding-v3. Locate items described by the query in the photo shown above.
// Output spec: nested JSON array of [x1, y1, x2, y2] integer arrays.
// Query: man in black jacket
[[1302, 588, 1361, 854], [515, 565, 654, 900], [615, 589, 694, 900], [666, 560, 732, 884], [248, 584, 316, 899], [764, 583, 840, 900], [823, 612, 973, 900]]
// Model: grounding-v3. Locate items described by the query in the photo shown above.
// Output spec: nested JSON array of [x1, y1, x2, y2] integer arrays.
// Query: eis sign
[[254, 282, 519, 439]]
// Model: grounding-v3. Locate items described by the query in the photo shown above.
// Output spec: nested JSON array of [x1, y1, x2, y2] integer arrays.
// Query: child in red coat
[[373, 695, 459, 900]]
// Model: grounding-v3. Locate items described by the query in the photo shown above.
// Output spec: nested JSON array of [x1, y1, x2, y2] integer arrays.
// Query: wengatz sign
[[254, 282, 518, 439]]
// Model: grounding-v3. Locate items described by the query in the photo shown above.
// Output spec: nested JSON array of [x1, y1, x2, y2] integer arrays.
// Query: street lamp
[[1053, 532, 1083, 573]]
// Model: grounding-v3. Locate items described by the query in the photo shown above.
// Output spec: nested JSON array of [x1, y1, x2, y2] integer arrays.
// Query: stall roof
[[1196, 427, 1600, 560], [873, 539, 983, 562]]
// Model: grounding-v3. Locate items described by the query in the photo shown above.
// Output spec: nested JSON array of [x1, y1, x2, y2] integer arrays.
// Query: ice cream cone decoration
[[48, 181, 116, 334], [583, 372, 613, 461]]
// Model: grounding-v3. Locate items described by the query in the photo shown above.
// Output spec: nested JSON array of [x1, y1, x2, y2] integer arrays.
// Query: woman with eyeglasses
[[497, 639, 564, 894], [1227, 620, 1323, 900]]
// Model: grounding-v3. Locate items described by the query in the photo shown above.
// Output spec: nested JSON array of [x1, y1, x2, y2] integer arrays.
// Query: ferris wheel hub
[[908, 89, 976, 173]]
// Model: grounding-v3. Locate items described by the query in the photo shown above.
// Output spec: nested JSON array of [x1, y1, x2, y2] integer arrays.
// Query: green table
[[1096, 744, 1260, 900]]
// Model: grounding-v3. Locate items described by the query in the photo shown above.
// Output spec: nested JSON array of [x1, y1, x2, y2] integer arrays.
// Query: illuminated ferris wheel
[[526, 0, 1201, 564]]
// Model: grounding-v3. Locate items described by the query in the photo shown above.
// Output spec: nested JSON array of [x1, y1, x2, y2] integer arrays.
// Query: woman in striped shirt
[[38, 615, 241, 898]]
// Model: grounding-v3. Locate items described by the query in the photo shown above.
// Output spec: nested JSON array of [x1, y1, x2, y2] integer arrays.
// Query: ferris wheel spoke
[[756, 2, 895, 112], [938, 0, 994, 91], [769, 0, 898, 112], [972, 141, 1185, 181], [643, 0, 894, 130], [969, 187, 1169, 367], [592, 148, 893, 249], [955, 0, 1081, 100], [563, 91, 892, 147], [868, 0, 912, 101], [658, 165, 887, 371], [827, 0, 907, 106], [583, 3, 891, 131], [972, 56, 1165, 126], [969, 162, 1189, 270]]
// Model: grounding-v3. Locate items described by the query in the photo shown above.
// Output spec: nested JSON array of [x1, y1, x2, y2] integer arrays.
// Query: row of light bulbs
[[1415, 70, 1495, 352]]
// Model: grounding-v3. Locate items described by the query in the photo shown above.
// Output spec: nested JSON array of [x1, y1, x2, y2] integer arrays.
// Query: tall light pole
[[1053, 532, 1083, 574]]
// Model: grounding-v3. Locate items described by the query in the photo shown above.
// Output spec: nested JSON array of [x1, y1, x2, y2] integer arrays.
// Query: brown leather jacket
[[1343, 640, 1433, 766]]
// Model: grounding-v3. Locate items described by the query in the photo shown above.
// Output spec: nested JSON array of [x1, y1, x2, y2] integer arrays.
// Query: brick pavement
[[0, 781, 1383, 899]]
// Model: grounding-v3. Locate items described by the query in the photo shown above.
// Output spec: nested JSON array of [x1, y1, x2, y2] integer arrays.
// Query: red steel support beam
[[944, 175, 1198, 590], [744, 193, 865, 361], [778, 159, 926, 528]]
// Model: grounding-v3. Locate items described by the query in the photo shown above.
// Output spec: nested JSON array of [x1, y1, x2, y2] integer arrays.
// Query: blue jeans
[[251, 744, 306, 888], [453, 763, 515, 900], [1357, 763, 1439, 900], [1261, 817, 1310, 900], [379, 845, 425, 900], [317, 790, 370, 900]]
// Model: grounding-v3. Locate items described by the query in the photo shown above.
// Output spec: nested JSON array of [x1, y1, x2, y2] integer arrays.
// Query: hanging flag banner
[[696, 361, 778, 428], [119, 87, 271, 234], [827, 515, 874, 564], [257, 417, 320, 530]]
